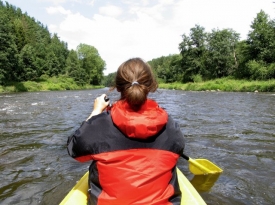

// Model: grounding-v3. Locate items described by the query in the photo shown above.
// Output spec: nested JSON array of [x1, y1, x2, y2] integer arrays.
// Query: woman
[[67, 58, 185, 205]]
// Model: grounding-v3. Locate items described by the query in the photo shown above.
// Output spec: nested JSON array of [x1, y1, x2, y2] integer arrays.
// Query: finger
[[99, 94, 110, 103], [104, 95, 109, 102], [98, 94, 105, 100], [98, 94, 109, 106]]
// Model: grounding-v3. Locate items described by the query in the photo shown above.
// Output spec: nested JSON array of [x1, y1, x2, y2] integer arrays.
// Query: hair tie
[[131, 81, 139, 86]]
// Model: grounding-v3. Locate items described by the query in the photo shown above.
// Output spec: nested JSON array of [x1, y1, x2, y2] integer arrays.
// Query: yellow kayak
[[60, 168, 207, 205]]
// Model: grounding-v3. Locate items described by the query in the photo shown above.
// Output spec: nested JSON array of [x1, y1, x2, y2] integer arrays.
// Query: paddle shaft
[[181, 153, 189, 160], [181, 153, 216, 174]]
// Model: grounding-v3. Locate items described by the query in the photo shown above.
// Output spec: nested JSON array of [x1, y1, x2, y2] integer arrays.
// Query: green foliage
[[0, 4, 19, 84], [38, 74, 50, 81], [17, 81, 42, 92], [18, 44, 39, 80], [179, 25, 208, 82], [159, 78, 275, 92], [76, 43, 106, 85], [0, 76, 103, 93], [234, 40, 250, 78], [1, 2, 274, 92], [206, 28, 239, 78], [244, 10, 275, 80], [148, 54, 182, 83], [0, 2, 105, 87], [245, 61, 275, 80], [45, 33, 68, 76], [247, 10, 275, 63], [178, 25, 240, 82], [150, 12, 275, 84], [65, 49, 87, 86], [102, 72, 116, 87], [191, 74, 203, 83]]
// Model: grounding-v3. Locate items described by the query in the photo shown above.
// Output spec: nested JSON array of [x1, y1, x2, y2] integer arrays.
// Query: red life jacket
[[111, 99, 168, 139], [67, 99, 184, 205]]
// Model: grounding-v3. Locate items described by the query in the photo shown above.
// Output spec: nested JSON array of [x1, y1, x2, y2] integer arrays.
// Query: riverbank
[[0, 76, 103, 93], [159, 78, 275, 92], [1, 77, 275, 93]]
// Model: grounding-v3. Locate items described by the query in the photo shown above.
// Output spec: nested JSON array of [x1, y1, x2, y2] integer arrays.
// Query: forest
[[1, 1, 275, 92], [146, 10, 275, 84], [0, 1, 105, 87], [104, 10, 275, 88]]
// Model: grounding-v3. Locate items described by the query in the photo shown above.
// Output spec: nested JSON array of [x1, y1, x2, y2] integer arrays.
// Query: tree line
[[105, 10, 275, 86], [1, 1, 274, 87], [0, 1, 105, 86], [147, 10, 275, 84]]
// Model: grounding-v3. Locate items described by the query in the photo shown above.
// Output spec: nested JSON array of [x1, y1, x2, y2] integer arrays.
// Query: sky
[[4, 0, 275, 75]]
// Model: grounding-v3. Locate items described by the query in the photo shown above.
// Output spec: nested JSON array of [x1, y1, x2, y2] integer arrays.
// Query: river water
[[0, 88, 274, 205]]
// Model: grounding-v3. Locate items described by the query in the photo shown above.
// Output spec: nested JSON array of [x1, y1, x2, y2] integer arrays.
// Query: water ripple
[[0, 90, 274, 204]]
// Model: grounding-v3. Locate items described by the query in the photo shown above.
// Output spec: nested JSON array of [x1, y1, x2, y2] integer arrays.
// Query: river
[[0, 88, 274, 205]]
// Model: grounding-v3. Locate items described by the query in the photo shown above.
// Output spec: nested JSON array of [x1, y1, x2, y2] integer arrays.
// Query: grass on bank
[[159, 78, 275, 92], [0, 75, 103, 93], [1, 76, 275, 93]]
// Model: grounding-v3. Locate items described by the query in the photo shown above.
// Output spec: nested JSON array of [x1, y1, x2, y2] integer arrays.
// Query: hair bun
[[114, 58, 158, 110]]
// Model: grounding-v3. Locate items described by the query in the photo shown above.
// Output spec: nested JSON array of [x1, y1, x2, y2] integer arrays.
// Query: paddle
[[104, 96, 109, 102], [181, 153, 223, 175]]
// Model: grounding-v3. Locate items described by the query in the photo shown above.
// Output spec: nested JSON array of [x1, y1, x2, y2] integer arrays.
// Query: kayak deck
[[60, 171, 89, 205], [60, 168, 206, 205], [177, 168, 207, 205]]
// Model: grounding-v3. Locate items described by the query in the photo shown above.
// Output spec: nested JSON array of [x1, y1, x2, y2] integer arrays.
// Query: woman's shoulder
[[86, 111, 112, 125], [166, 115, 183, 134]]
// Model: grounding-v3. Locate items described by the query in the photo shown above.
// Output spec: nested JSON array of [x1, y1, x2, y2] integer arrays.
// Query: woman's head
[[114, 58, 158, 110]]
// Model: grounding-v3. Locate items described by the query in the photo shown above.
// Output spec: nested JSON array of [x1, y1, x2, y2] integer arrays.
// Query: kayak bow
[[60, 168, 207, 205]]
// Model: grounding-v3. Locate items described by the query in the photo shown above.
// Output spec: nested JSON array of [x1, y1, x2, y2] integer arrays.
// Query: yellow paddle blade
[[190, 172, 221, 192], [189, 158, 223, 175]]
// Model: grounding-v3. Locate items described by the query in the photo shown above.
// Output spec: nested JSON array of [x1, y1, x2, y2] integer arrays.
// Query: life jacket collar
[[111, 99, 168, 139]]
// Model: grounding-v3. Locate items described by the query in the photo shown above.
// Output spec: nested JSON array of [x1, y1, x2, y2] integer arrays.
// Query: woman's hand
[[86, 94, 110, 120]]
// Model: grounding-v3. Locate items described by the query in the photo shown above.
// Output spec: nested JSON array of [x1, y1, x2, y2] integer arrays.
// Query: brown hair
[[114, 58, 158, 110]]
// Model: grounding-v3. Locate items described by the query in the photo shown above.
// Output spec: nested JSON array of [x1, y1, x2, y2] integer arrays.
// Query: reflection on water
[[0, 89, 275, 205]]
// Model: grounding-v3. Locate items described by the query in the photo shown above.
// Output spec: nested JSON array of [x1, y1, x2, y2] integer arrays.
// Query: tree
[[234, 40, 251, 79], [47, 33, 68, 75], [18, 44, 38, 80], [43, 50, 60, 77], [76, 44, 106, 85], [0, 7, 18, 84], [102, 72, 116, 87], [0, 1, 107, 86], [179, 25, 208, 82], [12, 18, 27, 52], [206, 28, 240, 78], [247, 10, 275, 63], [148, 54, 182, 83], [66, 50, 88, 85], [246, 10, 275, 79]]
